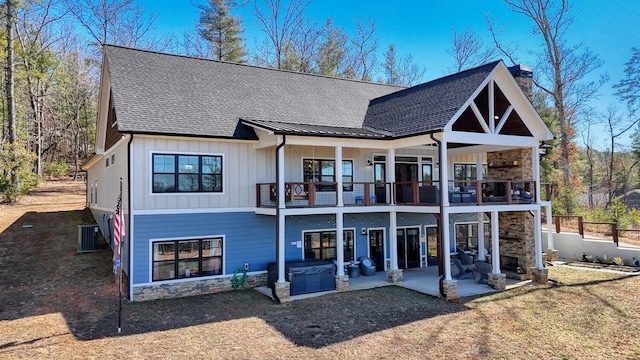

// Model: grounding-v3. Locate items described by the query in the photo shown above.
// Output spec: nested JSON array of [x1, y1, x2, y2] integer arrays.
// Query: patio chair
[[453, 258, 476, 280]]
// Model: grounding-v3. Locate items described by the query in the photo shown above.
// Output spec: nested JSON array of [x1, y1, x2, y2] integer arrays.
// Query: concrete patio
[[256, 265, 533, 302]]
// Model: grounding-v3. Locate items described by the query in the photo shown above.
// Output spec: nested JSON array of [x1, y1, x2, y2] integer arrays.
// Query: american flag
[[114, 193, 125, 246]]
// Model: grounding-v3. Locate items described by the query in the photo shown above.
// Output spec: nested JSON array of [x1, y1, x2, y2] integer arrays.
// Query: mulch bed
[[564, 261, 640, 273]]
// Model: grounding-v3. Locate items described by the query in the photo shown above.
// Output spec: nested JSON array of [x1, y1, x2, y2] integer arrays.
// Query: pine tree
[[383, 44, 399, 85], [197, 0, 246, 63]]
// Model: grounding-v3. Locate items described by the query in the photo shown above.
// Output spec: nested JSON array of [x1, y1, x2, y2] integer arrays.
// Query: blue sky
[[140, 0, 640, 148]]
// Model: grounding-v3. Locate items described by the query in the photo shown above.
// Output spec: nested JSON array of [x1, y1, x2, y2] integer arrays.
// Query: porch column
[[533, 209, 543, 269], [442, 210, 452, 280], [490, 210, 500, 274], [439, 139, 449, 206], [277, 140, 286, 283], [546, 204, 554, 250], [335, 145, 344, 207], [387, 148, 395, 204], [336, 212, 345, 276], [389, 211, 398, 269], [476, 152, 486, 261], [477, 213, 486, 261], [532, 145, 541, 203]]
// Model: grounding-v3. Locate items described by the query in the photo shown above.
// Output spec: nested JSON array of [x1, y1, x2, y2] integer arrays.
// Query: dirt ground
[[1, 180, 640, 359]]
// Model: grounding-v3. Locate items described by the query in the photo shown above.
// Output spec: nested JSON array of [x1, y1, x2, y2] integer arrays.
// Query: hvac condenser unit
[[77, 224, 99, 253]]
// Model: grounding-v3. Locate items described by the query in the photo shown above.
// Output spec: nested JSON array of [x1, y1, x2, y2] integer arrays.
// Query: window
[[152, 153, 223, 193], [106, 157, 109, 167], [422, 158, 432, 183], [453, 163, 487, 186], [303, 159, 353, 191], [152, 237, 223, 281], [111, 154, 115, 165], [304, 230, 355, 261]]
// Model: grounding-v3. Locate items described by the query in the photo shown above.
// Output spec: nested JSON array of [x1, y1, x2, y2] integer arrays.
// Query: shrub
[[583, 254, 594, 263], [612, 257, 625, 266], [46, 159, 70, 178], [601, 254, 608, 264]]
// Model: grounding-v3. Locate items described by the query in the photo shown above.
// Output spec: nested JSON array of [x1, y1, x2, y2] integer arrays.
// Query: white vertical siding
[[131, 136, 260, 210]]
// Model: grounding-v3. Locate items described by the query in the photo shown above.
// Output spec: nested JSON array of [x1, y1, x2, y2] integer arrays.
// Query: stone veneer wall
[[132, 273, 268, 302], [498, 211, 535, 278], [487, 148, 536, 278]]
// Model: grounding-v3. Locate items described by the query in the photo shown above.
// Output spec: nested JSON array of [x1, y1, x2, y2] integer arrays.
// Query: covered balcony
[[256, 180, 551, 208]]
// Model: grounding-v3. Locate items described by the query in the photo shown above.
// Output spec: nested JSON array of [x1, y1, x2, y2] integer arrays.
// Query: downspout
[[430, 132, 447, 298], [126, 134, 133, 301], [274, 134, 286, 302]]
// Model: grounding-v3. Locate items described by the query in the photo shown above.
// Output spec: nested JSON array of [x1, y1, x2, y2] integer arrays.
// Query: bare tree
[[446, 28, 497, 72], [349, 18, 377, 81], [253, 0, 309, 69], [383, 43, 425, 86], [14, 0, 67, 177], [64, 0, 159, 50], [604, 106, 640, 204], [285, 18, 320, 73], [489, 0, 606, 192]]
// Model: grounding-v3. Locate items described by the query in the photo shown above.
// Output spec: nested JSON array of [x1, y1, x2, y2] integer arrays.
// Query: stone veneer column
[[531, 268, 548, 284], [274, 281, 291, 302], [488, 273, 507, 290], [488, 148, 537, 278], [335, 275, 349, 291], [441, 279, 458, 299], [386, 269, 403, 284]]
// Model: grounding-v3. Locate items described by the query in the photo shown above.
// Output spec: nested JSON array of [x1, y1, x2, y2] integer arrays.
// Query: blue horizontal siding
[[133, 212, 275, 285], [132, 211, 453, 285]]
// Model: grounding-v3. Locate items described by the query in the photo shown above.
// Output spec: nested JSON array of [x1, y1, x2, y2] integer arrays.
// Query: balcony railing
[[257, 179, 540, 208], [256, 182, 394, 208]]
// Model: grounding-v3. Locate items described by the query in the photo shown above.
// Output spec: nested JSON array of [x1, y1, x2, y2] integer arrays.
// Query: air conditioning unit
[[77, 224, 99, 253]]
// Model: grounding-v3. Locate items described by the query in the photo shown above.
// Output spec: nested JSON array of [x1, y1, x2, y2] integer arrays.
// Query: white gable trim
[[443, 61, 553, 141]]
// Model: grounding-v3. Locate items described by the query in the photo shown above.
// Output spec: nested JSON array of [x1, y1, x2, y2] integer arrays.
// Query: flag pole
[[118, 177, 123, 334]]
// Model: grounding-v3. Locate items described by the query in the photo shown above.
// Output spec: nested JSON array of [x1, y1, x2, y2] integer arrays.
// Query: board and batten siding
[[131, 136, 262, 210], [132, 212, 275, 285]]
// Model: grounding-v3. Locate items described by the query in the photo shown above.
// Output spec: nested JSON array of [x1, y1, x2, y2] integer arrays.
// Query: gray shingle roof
[[104, 45, 403, 139], [363, 61, 501, 137], [241, 118, 392, 139]]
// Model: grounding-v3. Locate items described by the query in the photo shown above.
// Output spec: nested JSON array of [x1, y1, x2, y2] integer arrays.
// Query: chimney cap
[[508, 64, 532, 78]]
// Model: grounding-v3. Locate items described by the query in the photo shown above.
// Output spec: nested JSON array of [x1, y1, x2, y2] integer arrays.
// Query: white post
[[336, 145, 344, 207], [534, 209, 543, 269], [546, 204, 554, 250], [532, 145, 541, 203], [389, 211, 398, 269], [491, 211, 500, 274], [443, 210, 452, 280], [439, 138, 449, 206], [387, 148, 395, 204], [336, 212, 345, 276], [477, 212, 486, 261], [277, 139, 286, 283], [476, 152, 486, 261]]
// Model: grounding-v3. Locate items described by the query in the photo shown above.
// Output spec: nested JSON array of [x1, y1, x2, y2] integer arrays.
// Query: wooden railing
[[256, 182, 394, 208], [258, 179, 543, 208], [546, 215, 640, 247]]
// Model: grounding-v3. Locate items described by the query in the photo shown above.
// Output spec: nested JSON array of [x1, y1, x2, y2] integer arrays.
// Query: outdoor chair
[[453, 258, 476, 280]]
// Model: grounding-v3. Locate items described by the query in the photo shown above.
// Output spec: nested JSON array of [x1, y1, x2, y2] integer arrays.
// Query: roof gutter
[[430, 132, 447, 298]]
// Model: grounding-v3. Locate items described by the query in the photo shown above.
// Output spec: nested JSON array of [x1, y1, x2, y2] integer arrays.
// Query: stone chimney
[[508, 64, 533, 101]]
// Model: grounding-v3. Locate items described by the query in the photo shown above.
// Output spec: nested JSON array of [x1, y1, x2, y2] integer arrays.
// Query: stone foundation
[[441, 279, 458, 300], [487, 273, 507, 290], [386, 269, 403, 284], [335, 275, 350, 291], [274, 281, 291, 302], [132, 273, 268, 302], [531, 267, 549, 284]]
